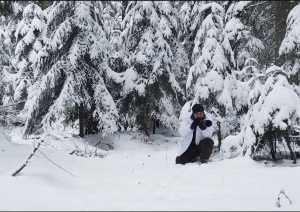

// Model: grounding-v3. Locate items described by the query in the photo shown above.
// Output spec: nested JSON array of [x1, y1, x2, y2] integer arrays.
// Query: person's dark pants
[[175, 138, 214, 165]]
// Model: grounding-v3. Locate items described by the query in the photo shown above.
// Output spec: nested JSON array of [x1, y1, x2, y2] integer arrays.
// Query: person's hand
[[190, 119, 198, 130], [198, 120, 207, 130]]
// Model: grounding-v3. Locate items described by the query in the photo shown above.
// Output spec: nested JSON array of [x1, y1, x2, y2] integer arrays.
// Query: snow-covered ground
[[1, 126, 299, 211]]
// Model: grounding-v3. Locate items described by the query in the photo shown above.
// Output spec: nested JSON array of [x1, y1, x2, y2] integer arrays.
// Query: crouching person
[[175, 104, 214, 165]]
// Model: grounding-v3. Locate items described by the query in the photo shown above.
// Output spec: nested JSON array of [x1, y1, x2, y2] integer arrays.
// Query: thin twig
[[281, 190, 292, 205], [275, 189, 292, 208], [37, 149, 79, 178]]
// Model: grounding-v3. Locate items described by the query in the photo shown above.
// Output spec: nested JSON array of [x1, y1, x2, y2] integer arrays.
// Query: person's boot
[[199, 159, 208, 163], [175, 156, 186, 165], [191, 156, 200, 163]]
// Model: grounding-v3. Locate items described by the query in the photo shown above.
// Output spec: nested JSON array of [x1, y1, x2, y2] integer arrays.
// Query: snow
[[225, 18, 245, 40], [1, 1, 300, 210], [1, 124, 300, 210]]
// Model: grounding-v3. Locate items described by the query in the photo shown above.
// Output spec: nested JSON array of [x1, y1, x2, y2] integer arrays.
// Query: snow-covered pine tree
[[219, 58, 264, 159], [119, 1, 188, 135], [24, 1, 121, 138], [12, 2, 47, 111], [0, 2, 11, 109], [106, 2, 124, 106], [224, 1, 265, 72], [186, 2, 237, 150], [0, 13, 13, 107], [178, 1, 203, 68], [0, 1, 28, 126], [234, 1, 275, 69], [279, 3, 300, 86], [234, 58, 264, 108], [224, 1, 268, 134], [220, 65, 300, 164], [0, 2, 23, 106]]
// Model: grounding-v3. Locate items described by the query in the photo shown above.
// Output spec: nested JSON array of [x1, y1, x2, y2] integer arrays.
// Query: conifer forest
[[1, 1, 300, 162]]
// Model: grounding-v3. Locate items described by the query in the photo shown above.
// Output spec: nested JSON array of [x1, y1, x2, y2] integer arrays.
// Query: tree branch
[[12, 140, 43, 176], [37, 149, 79, 178]]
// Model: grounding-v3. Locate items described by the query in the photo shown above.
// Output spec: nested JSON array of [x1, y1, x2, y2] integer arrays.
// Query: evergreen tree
[[0, 15, 12, 106], [225, 1, 265, 71], [220, 65, 300, 164], [12, 2, 47, 111], [178, 1, 200, 67], [279, 3, 300, 86], [24, 1, 121, 137], [237, 1, 275, 69], [220, 1, 276, 70], [119, 1, 188, 135], [224, 1, 268, 136], [0, 1, 23, 107], [274, 1, 299, 66], [186, 2, 236, 149]]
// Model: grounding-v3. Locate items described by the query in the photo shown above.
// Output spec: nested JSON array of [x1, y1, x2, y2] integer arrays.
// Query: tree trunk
[[156, 119, 160, 128], [274, 135, 277, 154], [217, 121, 222, 151], [79, 103, 84, 138], [142, 102, 149, 136], [152, 118, 156, 134], [152, 106, 160, 134], [284, 131, 297, 164], [292, 71, 299, 86], [265, 130, 276, 161], [122, 1, 129, 20], [270, 138, 276, 161]]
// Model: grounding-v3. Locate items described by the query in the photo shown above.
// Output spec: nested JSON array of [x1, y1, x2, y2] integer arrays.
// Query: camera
[[198, 119, 212, 127]]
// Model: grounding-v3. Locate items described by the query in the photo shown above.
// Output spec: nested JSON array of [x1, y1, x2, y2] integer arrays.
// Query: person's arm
[[178, 118, 194, 137], [199, 112, 214, 138]]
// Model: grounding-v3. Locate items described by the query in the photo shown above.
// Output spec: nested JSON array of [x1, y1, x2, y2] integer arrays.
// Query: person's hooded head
[[191, 104, 205, 120]]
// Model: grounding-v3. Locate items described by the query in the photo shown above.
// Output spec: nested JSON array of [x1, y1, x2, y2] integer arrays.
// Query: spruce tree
[[224, 1, 268, 136], [0, 1, 23, 107], [220, 65, 300, 164], [279, 3, 300, 86], [233, 1, 275, 69], [186, 2, 236, 149], [119, 1, 188, 135], [178, 1, 203, 68], [12, 2, 47, 111], [24, 1, 121, 138]]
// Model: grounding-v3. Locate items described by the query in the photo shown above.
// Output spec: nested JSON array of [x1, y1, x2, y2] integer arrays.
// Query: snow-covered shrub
[[220, 65, 300, 163], [279, 4, 300, 85]]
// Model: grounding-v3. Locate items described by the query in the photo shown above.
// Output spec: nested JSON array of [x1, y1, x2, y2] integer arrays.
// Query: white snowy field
[[1, 126, 300, 211]]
